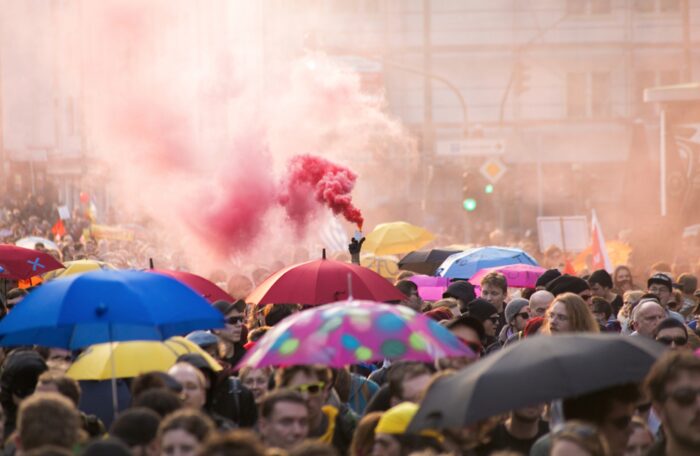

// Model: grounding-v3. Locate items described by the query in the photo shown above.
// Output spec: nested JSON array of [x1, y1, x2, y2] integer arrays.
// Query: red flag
[[563, 259, 576, 275], [590, 210, 613, 272], [51, 219, 66, 238]]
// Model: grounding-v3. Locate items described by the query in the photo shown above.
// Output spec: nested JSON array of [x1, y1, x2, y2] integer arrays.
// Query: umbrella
[[362, 222, 434, 255], [408, 334, 665, 431], [67, 337, 222, 381], [0, 270, 225, 349], [398, 249, 461, 275], [0, 244, 64, 280], [436, 246, 539, 279], [468, 264, 546, 289], [408, 275, 451, 301], [246, 258, 405, 306], [148, 269, 233, 303], [16, 236, 59, 252], [43, 259, 116, 281], [360, 253, 400, 279], [238, 301, 473, 369]]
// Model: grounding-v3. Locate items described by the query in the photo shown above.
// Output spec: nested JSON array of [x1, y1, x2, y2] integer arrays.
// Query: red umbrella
[[246, 259, 405, 306], [148, 269, 233, 303], [0, 244, 64, 280]]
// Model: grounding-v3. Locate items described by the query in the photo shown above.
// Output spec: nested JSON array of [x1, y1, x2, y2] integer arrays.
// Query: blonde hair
[[433, 298, 459, 310], [618, 290, 644, 319], [541, 293, 600, 334]]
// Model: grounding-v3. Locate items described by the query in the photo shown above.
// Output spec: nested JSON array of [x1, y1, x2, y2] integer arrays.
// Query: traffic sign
[[436, 139, 506, 157], [480, 158, 507, 184]]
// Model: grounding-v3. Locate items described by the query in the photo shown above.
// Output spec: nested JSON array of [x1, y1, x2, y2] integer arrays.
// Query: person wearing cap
[[588, 269, 623, 316], [546, 275, 593, 305], [647, 273, 675, 307], [498, 298, 530, 347], [212, 299, 248, 369], [186, 331, 220, 359], [535, 268, 561, 290], [442, 280, 476, 314], [372, 402, 444, 456]]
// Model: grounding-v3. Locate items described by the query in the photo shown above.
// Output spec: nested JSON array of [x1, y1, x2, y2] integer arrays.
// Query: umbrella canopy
[[67, 337, 222, 380], [362, 222, 434, 255], [436, 246, 539, 279], [16, 236, 59, 252], [148, 269, 233, 303], [408, 334, 665, 431], [0, 270, 225, 349], [408, 275, 451, 301], [360, 254, 400, 279], [0, 244, 64, 280], [246, 259, 405, 306], [398, 249, 461, 275], [468, 264, 546, 289], [43, 259, 116, 281], [238, 301, 473, 369]]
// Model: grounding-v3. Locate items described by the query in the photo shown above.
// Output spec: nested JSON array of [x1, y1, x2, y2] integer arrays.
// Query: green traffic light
[[484, 184, 494, 194], [463, 198, 477, 211]]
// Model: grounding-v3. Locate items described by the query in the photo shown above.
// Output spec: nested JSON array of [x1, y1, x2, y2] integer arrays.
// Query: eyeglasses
[[607, 415, 632, 431], [664, 387, 700, 407], [294, 381, 325, 396], [458, 337, 483, 354], [489, 315, 501, 324], [226, 316, 244, 325], [656, 336, 688, 346], [516, 312, 530, 320]]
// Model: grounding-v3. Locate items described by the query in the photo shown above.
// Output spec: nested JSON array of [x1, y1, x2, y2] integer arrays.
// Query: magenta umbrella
[[408, 275, 450, 301], [237, 300, 473, 369], [468, 264, 546, 289]]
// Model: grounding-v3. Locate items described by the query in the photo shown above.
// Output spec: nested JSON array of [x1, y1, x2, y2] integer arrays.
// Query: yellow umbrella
[[43, 259, 116, 281], [362, 221, 434, 255], [66, 336, 222, 381], [360, 253, 400, 280]]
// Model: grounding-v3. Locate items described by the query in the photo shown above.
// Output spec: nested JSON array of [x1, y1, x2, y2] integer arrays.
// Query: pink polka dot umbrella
[[236, 301, 475, 369]]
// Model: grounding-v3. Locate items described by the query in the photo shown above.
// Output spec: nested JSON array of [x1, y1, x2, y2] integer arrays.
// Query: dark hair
[[131, 372, 182, 401], [646, 351, 700, 403], [653, 318, 688, 339], [275, 365, 332, 389], [263, 303, 300, 326], [589, 269, 613, 289], [445, 315, 485, 341], [288, 441, 339, 456], [563, 383, 640, 425], [132, 388, 183, 418], [37, 372, 81, 406], [259, 389, 307, 420], [591, 297, 612, 321], [109, 407, 161, 447], [387, 362, 432, 401], [677, 273, 698, 294], [521, 288, 536, 300], [198, 429, 266, 456], [247, 326, 270, 342], [395, 280, 418, 298], [158, 408, 214, 443]]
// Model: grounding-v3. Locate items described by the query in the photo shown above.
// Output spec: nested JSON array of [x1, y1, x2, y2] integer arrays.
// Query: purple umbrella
[[469, 264, 546, 289], [408, 275, 451, 301]]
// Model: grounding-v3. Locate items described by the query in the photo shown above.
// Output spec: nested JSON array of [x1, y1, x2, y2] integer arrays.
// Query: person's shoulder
[[529, 432, 551, 456]]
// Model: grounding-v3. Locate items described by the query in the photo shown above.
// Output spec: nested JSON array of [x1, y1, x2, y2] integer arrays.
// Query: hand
[[348, 237, 365, 265]]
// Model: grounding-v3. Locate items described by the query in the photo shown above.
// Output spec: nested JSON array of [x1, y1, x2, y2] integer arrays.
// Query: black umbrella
[[408, 334, 665, 431], [398, 249, 461, 275]]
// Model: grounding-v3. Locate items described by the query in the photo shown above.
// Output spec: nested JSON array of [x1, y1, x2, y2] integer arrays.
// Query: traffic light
[[461, 170, 496, 214]]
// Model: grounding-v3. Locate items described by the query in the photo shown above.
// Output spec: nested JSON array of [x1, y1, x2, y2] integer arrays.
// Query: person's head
[[133, 388, 183, 418], [442, 315, 484, 366], [261, 303, 301, 327], [645, 351, 700, 454], [275, 366, 331, 426], [35, 372, 80, 406], [677, 273, 698, 295], [387, 362, 433, 406], [239, 366, 272, 404], [185, 331, 219, 358], [591, 297, 612, 327], [620, 291, 644, 318], [45, 348, 72, 375], [197, 429, 266, 456], [372, 402, 443, 456], [589, 270, 614, 298], [1, 349, 48, 410], [551, 421, 611, 456], [535, 268, 561, 290], [15, 392, 80, 454], [226, 274, 254, 300], [529, 290, 555, 318], [158, 408, 214, 456], [258, 389, 309, 450], [542, 293, 600, 334], [81, 437, 132, 456], [431, 298, 460, 317], [647, 273, 673, 305], [479, 272, 508, 311], [546, 275, 592, 304], [287, 441, 338, 456], [563, 383, 640, 456], [653, 318, 690, 351], [442, 281, 476, 313], [614, 266, 633, 290], [631, 300, 665, 338], [465, 299, 500, 338], [213, 299, 246, 344], [395, 280, 422, 312], [110, 407, 161, 456], [624, 416, 653, 456], [350, 412, 382, 456], [504, 298, 530, 332], [167, 363, 207, 410]]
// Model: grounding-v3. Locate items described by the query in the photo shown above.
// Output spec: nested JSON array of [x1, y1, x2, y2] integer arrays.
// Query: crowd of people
[[0, 194, 698, 456]]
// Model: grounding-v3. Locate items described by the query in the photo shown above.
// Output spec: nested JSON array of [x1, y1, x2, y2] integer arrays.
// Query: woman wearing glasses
[[541, 293, 600, 335]]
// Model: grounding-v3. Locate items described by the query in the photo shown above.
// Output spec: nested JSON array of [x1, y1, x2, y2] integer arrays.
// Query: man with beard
[[476, 404, 548, 455], [645, 351, 700, 456]]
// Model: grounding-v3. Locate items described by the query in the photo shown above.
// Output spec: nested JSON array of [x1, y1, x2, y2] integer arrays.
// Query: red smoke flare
[[280, 154, 364, 231]]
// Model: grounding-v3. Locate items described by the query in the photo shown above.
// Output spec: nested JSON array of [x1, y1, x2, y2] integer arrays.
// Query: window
[[567, 72, 612, 118]]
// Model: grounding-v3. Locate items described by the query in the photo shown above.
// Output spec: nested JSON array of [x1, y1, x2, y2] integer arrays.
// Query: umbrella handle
[[347, 273, 353, 301]]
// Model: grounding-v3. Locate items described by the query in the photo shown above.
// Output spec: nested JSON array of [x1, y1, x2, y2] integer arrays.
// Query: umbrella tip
[[322, 249, 326, 260]]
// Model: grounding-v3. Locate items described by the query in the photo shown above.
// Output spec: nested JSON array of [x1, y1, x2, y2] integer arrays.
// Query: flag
[[51, 219, 66, 238], [563, 259, 576, 275], [590, 209, 612, 272]]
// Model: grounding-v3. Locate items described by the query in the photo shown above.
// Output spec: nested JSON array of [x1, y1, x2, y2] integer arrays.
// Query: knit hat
[[647, 273, 673, 292], [0, 350, 47, 399], [504, 298, 529, 323], [466, 299, 498, 323], [536, 269, 561, 288], [546, 274, 590, 297], [588, 269, 613, 289], [442, 281, 476, 306]]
